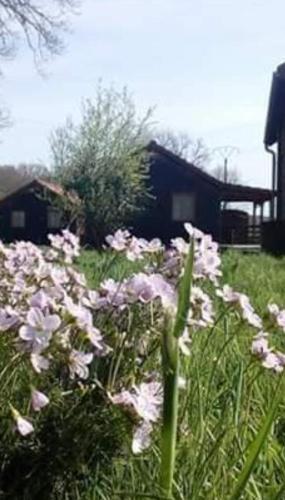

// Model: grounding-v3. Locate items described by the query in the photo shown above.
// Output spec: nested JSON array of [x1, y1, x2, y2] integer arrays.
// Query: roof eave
[[264, 63, 285, 146], [264, 72, 279, 146]]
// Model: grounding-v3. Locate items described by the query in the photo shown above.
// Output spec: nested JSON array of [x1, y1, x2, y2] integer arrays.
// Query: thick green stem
[[160, 333, 179, 499], [160, 239, 194, 498]]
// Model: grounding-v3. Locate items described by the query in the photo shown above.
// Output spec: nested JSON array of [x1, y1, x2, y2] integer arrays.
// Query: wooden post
[[260, 203, 264, 224], [253, 203, 257, 227]]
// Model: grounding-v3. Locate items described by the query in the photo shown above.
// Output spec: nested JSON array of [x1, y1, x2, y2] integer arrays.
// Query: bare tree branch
[[154, 128, 210, 169], [0, 0, 80, 65], [0, 1, 79, 131], [211, 164, 241, 184]]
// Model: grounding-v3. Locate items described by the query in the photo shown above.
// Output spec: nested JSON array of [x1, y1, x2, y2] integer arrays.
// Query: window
[[172, 193, 195, 222], [47, 207, 62, 229], [11, 210, 25, 228]]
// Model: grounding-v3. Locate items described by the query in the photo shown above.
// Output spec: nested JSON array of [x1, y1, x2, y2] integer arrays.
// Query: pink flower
[[143, 238, 164, 253], [11, 407, 34, 436], [126, 273, 158, 303], [251, 333, 270, 357], [100, 278, 128, 308], [276, 310, 285, 331], [112, 381, 163, 423], [0, 308, 19, 331], [19, 308, 60, 353], [132, 381, 163, 423], [111, 380, 162, 454], [239, 295, 262, 329], [31, 389, 50, 411], [126, 237, 145, 261], [64, 297, 92, 329], [48, 229, 80, 263], [29, 290, 54, 310], [184, 223, 204, 240], [262, 352, 284, 373], [30, 353, 50, 373], [216, 285, 241, 303], [110, 390, 136, 408], [171, 237, 189, 255], [69, 350, 93, 379], [178, 328, 192, 356], [268, 303, 280, 316], [132, 421, 153, 454], [105, 229, 130, 251]]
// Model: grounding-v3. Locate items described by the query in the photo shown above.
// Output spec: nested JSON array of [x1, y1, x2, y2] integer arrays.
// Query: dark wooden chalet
[[0, 178, 78, 244], [263, 62, 285, 253], [0, 144, 272, 246], [132, 141, 272, 244]]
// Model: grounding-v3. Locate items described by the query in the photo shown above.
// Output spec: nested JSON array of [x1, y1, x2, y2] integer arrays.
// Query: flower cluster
[[105, 229, 164, 261], [1, 220, 283, 453], [111, 380, 163, 454], [248, 303, 285, 373], [216, 284, 262, 329], [0, 230, 108, 434]]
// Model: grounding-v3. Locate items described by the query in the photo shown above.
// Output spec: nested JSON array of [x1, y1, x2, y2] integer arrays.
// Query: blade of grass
[[228, 374, 283, 500]]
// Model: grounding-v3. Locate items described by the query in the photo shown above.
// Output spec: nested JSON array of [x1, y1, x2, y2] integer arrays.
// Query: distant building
[[0, 144, 272, 245], [133, 141, 272, 244], [263, 62, 285, 253], [0, 178, 79, 244]]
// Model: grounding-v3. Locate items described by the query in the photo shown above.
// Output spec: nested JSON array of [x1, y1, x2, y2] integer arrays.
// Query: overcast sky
[[0, 0, 284, 188]]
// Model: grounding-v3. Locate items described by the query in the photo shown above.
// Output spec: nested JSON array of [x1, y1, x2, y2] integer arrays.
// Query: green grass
[[78, 249, 142, 288], [2, 249, 285, 499], [77, 250, 285, 499]]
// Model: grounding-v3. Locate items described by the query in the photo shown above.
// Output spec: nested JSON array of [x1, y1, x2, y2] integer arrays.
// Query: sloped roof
[[0, 178, 79, 205], [0, 166, 32, 199], [147, 140, 222, 188], [147, 141, 272, 203]]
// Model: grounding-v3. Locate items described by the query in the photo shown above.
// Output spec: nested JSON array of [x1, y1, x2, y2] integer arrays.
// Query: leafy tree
[[50, 84, 154, 245]]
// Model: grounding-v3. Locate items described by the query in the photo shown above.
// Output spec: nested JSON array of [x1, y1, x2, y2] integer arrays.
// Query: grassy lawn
[[76, 250, 285, 499], [1, 248, 285, 499]]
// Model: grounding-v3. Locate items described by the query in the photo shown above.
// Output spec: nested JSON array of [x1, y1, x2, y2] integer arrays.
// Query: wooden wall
[[132, 152, 221, 242]]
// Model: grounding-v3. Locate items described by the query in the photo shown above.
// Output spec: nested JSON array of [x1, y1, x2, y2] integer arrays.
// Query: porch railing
[[247, 224, 261, 245]]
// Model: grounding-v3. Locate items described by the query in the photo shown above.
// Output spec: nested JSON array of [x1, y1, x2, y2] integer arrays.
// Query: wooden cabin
[[132, 141, 272, 244], [263, 62, 285, 253], [0, 178, 79, 244], [0, 145, 272, 246]]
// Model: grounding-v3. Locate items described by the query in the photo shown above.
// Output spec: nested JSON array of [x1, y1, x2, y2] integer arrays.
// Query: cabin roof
[[264, 63, 285, 146], [0, 178, 79, 205], [0, 166, 31, 199], [148, 141, 272, 203]]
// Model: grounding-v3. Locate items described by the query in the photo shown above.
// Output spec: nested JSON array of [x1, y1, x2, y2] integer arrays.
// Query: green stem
[[160, 238, 194, 499], [160, 331, 179, 499]]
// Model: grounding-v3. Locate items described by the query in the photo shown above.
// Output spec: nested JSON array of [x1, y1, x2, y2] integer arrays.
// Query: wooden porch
[[219, 182, 273, 246]]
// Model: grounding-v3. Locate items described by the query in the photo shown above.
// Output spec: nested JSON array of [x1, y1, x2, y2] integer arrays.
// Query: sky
[[0, 0, 284, 188]]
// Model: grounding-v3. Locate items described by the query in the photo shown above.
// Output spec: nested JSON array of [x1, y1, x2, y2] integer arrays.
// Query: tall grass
[[78, 250, 285, 500], [1, 249, 285, 498]]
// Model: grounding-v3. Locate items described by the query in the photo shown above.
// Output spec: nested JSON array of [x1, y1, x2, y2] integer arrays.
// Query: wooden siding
[[132, 151, 221, 242], [0, 183, 71, 244]]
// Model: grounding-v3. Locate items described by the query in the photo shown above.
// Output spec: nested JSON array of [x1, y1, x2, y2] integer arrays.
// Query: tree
[[16, 162, 50, 180], [154, 128, 210, 169], [50, 84, 154, 245], [211, 164, 241, 184], [0, 0, 79, 127], [0, 0, 79, 66]]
